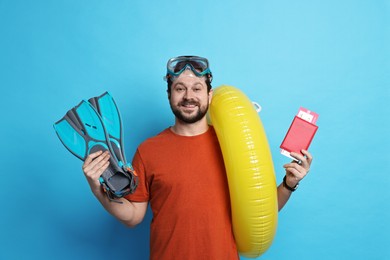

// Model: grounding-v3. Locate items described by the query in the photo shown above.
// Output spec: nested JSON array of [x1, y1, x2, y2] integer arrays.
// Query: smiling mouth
[[182, 104, 197, 108], [180, 101, 199, 109]]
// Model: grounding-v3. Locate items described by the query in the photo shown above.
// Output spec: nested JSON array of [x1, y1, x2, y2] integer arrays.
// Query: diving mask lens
[[166, 56, 211, 78]]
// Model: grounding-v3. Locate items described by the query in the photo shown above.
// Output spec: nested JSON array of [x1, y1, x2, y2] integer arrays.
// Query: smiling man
[[81, 55, 313, 260]]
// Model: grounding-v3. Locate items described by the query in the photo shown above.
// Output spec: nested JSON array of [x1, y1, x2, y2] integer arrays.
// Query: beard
[[170, 99, 209, 124]]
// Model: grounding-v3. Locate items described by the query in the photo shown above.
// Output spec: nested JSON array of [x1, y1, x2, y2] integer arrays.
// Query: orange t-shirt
[[126, 127, 239, 260]]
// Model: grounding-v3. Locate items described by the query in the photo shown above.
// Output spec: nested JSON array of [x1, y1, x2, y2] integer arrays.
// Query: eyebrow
[[173, 81, 205, 88]]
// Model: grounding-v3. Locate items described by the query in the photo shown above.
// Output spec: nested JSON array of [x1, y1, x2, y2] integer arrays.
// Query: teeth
[[182, 103, 196, 107]]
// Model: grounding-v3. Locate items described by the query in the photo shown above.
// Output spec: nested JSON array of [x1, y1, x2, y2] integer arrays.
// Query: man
[[82, 56, 312, 259]]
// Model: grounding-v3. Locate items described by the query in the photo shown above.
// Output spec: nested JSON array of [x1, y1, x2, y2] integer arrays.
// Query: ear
[[208, 89, 213, 104]]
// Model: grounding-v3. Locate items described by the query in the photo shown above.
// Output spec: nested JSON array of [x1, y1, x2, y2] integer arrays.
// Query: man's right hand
[[82, 150, 110, 195], [80, 150, 147, 227]]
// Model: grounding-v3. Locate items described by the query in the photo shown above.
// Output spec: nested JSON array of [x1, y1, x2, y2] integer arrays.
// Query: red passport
[[280, 116, 318, 155]]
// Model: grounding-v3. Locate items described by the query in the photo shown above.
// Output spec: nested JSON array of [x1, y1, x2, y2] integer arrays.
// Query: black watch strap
[[283, 176, 299, 192]]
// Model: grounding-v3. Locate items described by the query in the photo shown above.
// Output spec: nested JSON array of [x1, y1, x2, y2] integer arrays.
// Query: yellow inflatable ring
[[209, 85, 278, 258]]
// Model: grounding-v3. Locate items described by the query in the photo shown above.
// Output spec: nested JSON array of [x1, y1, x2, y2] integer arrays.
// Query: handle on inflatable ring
[[209, 85, 278, 258]]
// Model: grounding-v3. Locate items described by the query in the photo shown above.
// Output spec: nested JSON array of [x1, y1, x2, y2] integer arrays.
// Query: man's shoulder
[[139, 128, 172, 147]]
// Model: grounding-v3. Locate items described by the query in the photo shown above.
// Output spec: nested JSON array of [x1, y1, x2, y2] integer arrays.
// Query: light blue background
[[1, 0, 389, 259]]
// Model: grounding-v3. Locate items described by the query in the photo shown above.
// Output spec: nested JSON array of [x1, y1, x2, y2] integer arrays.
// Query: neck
[[170, 118, 209, 136]]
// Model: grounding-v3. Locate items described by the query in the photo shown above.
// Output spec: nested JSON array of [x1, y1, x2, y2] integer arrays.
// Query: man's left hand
[[283, 149, 313, 188]]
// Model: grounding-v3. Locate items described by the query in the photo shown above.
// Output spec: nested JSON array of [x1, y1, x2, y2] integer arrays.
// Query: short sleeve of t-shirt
[[125, 149, 149, 202]]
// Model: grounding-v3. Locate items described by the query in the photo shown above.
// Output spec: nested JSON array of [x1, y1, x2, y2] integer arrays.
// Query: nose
[[184, 89, 195, 99]]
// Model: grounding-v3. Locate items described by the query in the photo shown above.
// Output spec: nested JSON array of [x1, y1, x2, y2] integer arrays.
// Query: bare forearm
[[278, 150, 313, 211], [82, 151, 147, 227], [277, 183, 292, 211], [94, 190, 146, 227]]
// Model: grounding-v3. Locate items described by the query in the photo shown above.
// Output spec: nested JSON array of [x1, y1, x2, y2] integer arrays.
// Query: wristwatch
[[283, 176, 299, 192]]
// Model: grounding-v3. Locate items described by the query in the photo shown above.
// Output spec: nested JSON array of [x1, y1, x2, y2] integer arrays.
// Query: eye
[[192, 84, 203, 92], [174, 86, 185, 92]]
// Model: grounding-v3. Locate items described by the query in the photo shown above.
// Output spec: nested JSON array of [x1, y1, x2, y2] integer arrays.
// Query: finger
[[301, 150, 313, 163], [83, 151, 110, 172], [85, 157, 110, 182], [84, 150, 104, 165], [289, 152, 305, 162], [99, 161, 110, 175], [83, 155, 110, 182], [284, 162, 306, 177], [93, 161, 110, 181], [88, 161, 110, 188], [90, 155, 111, 176], [283, 161, 305, 170], [290, 151, 311, 171], [285, 166, 302, 179]]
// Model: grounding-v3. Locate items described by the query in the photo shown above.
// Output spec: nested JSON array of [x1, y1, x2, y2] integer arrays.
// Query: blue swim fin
[[54, 94, 138, 202], [88, 92, 127, 167], [88, 92, 139, 190]]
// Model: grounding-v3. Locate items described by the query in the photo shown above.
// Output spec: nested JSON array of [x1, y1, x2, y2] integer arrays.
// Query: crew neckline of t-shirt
[[166, 126, 213, 139]]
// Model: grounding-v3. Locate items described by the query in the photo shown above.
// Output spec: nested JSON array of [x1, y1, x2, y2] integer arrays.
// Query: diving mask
[[164, 55, 213, 82]]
